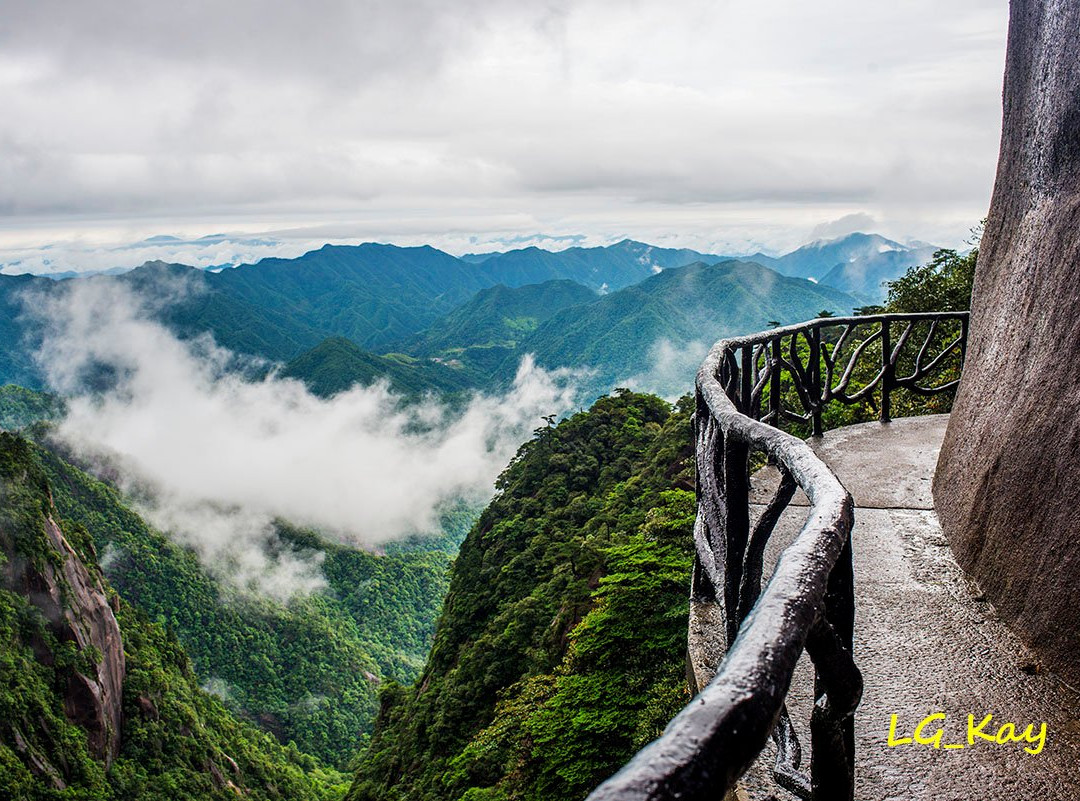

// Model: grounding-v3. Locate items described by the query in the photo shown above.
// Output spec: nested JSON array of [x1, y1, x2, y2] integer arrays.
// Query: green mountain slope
[[407, 279, 597, 356], [516, 260, 858, 396], [210, 244, 495, 351], [463, 239, 732, 292], [0, 240, 862, 397], [762, 233, 938, 301], [32, 439, 466, 768], [280, 337, 481, 398], [0, 385, 64, 430], [0, 244, 504, 387], [347, 390, 696, 801], [0, 242, 638, 388], [128, 262, 331, 361], [0, 432, 347, 801], [0, 274, 42, 389]]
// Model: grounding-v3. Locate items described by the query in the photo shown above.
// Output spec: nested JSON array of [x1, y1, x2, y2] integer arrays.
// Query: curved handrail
[[587, 311, 969, 801]]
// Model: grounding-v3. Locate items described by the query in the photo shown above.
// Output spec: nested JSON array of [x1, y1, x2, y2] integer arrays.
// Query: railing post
[[809, 326, 823, 437], [770, 336, 782, 428], [722, 434, 750, 647], [740, 345, 753, 416], [722, 351, 751, 647], [880, 319, 892, 423], [810, 534, 857, 801]]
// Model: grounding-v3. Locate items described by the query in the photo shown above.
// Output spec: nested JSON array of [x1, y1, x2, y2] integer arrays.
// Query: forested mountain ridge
[[0, 239, 718, 389], [405, 279, 597, 356], [279, 337, 484, 399], [0, 234, 912, 393], [459, 239, 734, 291], [513, 259, 857, 396], [210, 244, 494, 350], [0, 385, 64, 430], [281, 260, 860, 401], [753, 232, 938, 301], [0, 422, 470, 770], [347, 390, 697, 801], [0, 244, 507, 388], [0, 432, 348, 800]]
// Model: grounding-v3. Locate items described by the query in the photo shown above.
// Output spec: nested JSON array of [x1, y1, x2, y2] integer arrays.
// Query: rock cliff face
[[47, 515, 126, 763], [934, 0, 1080, 683], [1, 501, 125, 766]]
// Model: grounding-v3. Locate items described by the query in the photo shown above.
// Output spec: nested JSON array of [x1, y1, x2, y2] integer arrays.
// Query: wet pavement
[[736, 415, 1080, 801]]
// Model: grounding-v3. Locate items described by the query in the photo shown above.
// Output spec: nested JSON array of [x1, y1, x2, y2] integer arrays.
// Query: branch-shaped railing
[[587, 311, 969, 801]]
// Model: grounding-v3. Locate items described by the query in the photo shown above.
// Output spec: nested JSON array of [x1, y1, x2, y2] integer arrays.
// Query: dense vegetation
[[459, 239, 729, 292], [0, 385, 64, 430], [280, 336, 481, 398], [0, 432, 347, 801], [347, 391, 696, 801], [883, 241, 977, 315], [27, 440, 468, 768], [516, 260, 856, 397], [404, 280, 596, 373]]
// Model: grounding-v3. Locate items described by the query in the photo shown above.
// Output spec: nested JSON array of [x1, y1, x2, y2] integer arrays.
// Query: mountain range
[[744, 232, 937, 298], [513, 260, 856, 396], [0, 232, 936, 399], [459, 239, 734, 291]]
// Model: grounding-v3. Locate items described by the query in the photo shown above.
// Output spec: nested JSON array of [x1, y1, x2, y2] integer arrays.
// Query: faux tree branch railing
[[586, 311, 969, 801]]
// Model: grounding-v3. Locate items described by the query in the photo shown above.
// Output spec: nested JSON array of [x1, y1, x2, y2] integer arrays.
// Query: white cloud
[[618, 338, 709, 402], [0, 0, 1007, 255], [0, 233, 324, 276], [811, 213, 880, 241], [25, 278, 580, 599]]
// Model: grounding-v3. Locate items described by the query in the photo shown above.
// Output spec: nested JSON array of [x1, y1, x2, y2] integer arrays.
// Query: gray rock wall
[[934, 0, 1080, 683], [3, 512, 126, 767]]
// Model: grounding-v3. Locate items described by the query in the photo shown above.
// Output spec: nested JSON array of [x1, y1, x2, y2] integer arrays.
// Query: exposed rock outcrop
[[1, 510, 126, 765], [934, 0, 1080, 683]]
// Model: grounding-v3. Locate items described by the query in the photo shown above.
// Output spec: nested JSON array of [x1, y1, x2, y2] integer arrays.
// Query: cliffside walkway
[[741, 415, 1080, 800], [587, 314, 1080, 801]]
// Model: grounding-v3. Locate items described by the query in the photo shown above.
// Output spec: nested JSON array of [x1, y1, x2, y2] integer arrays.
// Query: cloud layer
[[0, 0, 1008, 257], [28, 278, 580, 598]]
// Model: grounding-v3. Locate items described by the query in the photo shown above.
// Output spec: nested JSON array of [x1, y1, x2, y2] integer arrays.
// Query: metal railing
[[587, 311, 969, 801]]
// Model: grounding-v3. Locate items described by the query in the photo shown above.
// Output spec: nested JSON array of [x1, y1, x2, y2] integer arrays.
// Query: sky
[[0, 0, 1009, 274]]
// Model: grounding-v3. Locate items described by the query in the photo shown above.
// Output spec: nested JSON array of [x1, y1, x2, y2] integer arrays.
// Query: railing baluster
[[770, 336, 782, 427], [738, 468, 797, 623], [809, 326, 823, 437], [880, 319, 892, 423], [740, 345, 753, 416], [808, 530, 859, 800], [722, 432, 751, 647]]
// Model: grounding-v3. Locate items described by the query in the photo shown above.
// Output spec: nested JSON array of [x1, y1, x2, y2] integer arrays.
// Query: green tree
[[884, 221, 982, 313]]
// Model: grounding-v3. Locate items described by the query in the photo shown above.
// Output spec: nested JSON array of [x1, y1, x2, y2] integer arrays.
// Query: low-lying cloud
[[618, 338, 709, 402], [26, 279, 579, 599]]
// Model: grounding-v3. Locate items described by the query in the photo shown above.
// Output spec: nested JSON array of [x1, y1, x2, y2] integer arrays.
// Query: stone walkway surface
[[740, 415, 1080, 801]]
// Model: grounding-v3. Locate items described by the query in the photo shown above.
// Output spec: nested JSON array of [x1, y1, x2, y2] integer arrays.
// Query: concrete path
[[739, 415, 1080, 801]]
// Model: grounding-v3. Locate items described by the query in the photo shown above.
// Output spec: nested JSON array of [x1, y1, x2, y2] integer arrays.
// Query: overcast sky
[[0, 0, 1008, 273]]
